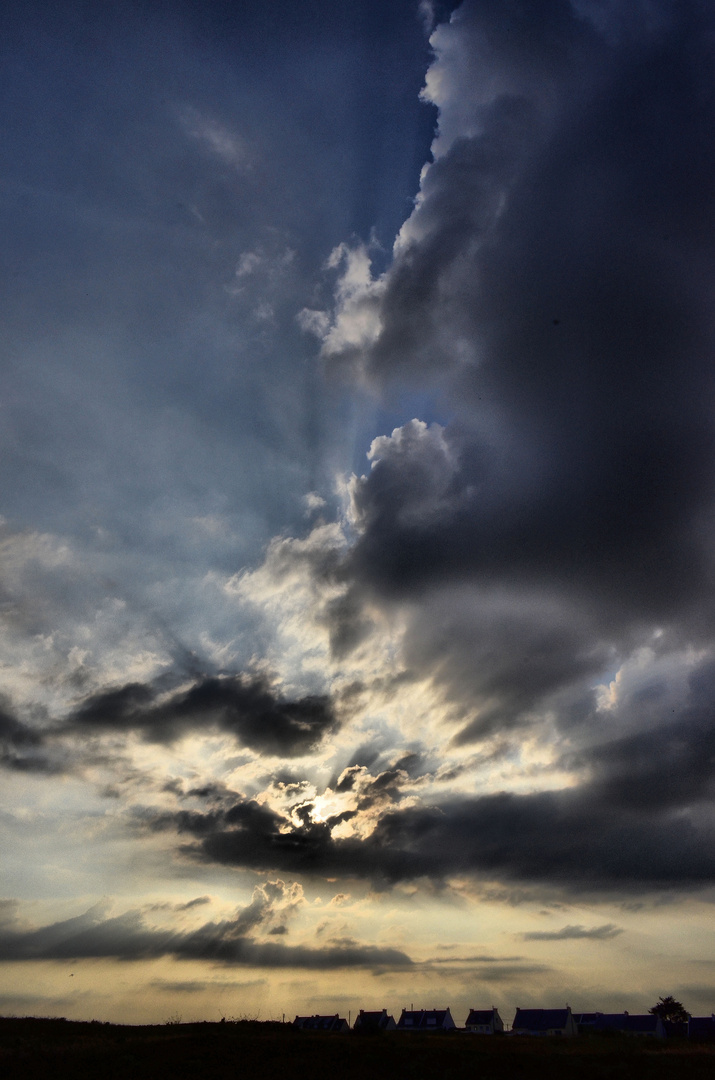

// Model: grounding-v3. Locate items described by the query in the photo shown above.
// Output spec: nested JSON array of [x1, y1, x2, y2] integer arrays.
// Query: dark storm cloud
[[400, 582, 608, 740], [0, 901, 412, 971], [141, 767, 715, 892], [328, 0, 715, 641], [571, 712, 715, 811], [0, 703, 41, 752], [521, 923, 623, 941], [0, 672, 338, 771], [0, 699, 64, 773], [563, 658, 715, 811], [66, 674, 337, 757]]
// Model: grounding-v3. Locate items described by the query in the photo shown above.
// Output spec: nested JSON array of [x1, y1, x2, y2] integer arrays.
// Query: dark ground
[[1, 1017, 714, 1080]]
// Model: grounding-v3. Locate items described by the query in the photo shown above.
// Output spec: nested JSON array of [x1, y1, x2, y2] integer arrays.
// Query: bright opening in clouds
[[1, 0, 714, 1025]]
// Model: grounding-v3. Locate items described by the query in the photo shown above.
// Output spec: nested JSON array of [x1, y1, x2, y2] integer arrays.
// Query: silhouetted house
[[512, 1008, 576, 1037], [572, 1012, 601, 1035], [464, 1008, 503, 1034], [397, 1008, 456, 1032], [688, 1015, 715, 1042], [293, 1014, 349, 1033], [663, 1020, 688, 1039], [593, 1013, 664, 1038], [353, 1009, 396, 1032]]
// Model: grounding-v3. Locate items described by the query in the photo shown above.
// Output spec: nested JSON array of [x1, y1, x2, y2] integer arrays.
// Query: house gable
[[293, 1013, 349, 1033], [353, 1009, 396, 1032], [512, 1008, 576, 1037], [465, 1008, 503, 1033], [593, 1013, 664, 1038], [397, 1008, 456, 1032]]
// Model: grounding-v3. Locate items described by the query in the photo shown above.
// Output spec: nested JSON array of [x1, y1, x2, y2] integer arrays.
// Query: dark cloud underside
[[335, 0, 715, 642], [68, 675, 337, 757], [0, 905, 411, 970], [142, 766, 715, 892]]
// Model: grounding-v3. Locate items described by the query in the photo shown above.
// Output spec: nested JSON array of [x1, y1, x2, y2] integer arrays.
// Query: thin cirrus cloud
[[521, 924, 624, 942]]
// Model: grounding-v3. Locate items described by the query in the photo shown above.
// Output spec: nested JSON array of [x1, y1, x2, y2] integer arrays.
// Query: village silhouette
[[2, 1001, 715, 1080], [292, 998, 714, 1040]]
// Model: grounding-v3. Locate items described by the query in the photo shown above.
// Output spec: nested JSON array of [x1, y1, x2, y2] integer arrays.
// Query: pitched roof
[[466, 1009, 497, 1025], [688, 1016, 715, 1041], [354, 1010, 395, 1030], [593, 1013, 660, 1033], [293, 1014, 348, 1032], [513, 1009, 571, 1031], [573, 1013, 600, 1025], [397, 1008, 454, 1030], [620, 1014, 660, 1033]]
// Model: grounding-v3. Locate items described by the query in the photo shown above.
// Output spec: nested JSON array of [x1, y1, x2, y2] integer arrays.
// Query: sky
[[1, 0, 714, 1026]]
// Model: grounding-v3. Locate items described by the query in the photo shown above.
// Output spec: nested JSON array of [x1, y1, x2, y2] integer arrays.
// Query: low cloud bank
[[0, 889, 411, 971]]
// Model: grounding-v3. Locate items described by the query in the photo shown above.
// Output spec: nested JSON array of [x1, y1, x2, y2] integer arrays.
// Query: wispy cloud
[[0, 891, 412, 971], [178, 106, 251, 169], [521, 924, 624, 942]]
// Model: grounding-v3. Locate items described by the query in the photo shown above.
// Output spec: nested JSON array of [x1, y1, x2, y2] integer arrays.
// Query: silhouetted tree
[[649, 996, 689, 1022]]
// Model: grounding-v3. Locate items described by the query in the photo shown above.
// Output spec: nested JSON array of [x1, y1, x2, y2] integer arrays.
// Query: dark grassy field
[[1, 1017, 713, 1080]]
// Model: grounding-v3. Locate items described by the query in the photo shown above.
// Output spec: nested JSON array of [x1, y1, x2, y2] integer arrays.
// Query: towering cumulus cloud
[[296, 0, 715, 887], [324, 0, 715, 618]]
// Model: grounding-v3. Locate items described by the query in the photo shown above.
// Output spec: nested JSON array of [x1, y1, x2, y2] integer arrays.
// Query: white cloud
[[298, 243, 385, 368], [348, 419, 458, 530], [303, 492, 327, 516], [297, 307, 330, 337], [178, 106, 251, 169]]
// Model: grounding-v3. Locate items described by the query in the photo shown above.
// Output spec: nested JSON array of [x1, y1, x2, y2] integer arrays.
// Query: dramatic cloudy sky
[[1, 0, 715, 1025]]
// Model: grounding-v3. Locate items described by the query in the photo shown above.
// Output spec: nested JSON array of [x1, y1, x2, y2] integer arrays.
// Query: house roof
[[354, 1010, 395, 1030], [293, 1014, 347, 1032], [513, 1009, 571, 1031], [688, 1016, 715, 1040], [593, 1013, 660, 1033], [397, 1008, 454, 1029], [573, 1013, 600, 1025], [466, 1010, 498, 1025], [620, 1015, 660, 1033]]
